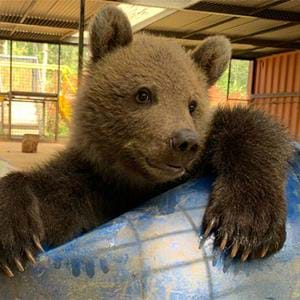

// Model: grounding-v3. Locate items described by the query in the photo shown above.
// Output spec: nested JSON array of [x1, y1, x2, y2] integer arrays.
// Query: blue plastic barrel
[[0, 145, 299, 299]]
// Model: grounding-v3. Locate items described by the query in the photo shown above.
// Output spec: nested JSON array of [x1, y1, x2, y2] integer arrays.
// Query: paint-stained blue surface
[[0, 147, 300, 300]]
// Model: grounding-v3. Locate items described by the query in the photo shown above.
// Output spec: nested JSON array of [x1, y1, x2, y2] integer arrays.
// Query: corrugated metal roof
[[202, 0, 267, 7], [209, 19, 285, 36], [0, 0, 299, 59], [256, 24, 300, 40], [273, 0, 300, 12], [181, 14, 230, 32], [0, 0, 113, 44], [200, 17, 253, 33], [29, 0, 79, 20], [145, 10, 208, 31], [146, 0, 300, 58], [0, 0, 29, 15]]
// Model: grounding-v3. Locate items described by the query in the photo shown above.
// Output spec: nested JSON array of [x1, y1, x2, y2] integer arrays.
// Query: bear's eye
[[136, 88, 152, 104], [188, 100, 197, 114]]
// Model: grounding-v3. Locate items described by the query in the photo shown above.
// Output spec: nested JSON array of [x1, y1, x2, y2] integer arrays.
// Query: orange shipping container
[[251, 51, 300, 141]]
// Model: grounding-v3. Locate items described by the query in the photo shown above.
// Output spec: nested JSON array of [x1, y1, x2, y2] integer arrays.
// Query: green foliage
[[215, 68, 229, 94], [12, 42, 58, 64], [58, 120, 70, 137], [229, 60, 250, 98], [11, 41, 84, 76], [61, 45, 79, 76], [215, 59, 250, 99]]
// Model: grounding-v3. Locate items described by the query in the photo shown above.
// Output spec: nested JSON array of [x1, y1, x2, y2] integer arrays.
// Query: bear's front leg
[[0, 172, 45, 277], [201, 106, 293, 260], [202, 175, 287, 260]]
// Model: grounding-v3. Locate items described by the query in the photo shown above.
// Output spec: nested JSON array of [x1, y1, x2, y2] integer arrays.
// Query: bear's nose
[[170, 129, 199, 153]]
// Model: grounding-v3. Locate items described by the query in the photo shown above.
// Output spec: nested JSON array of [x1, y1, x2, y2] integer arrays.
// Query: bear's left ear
[[191, 36, 231, 86], [89, 6, 133, 62]]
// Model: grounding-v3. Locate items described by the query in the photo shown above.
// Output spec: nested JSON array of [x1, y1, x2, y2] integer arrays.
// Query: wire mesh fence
[[0, 38, 298, 142], [0, 40, 82, 141]]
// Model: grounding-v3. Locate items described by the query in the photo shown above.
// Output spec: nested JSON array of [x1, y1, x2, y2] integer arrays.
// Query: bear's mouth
[[145, 159, 186, 177]]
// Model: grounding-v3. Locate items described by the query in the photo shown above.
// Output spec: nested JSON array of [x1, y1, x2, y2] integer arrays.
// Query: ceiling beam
[[0, 15, 78, 30], [233, 35, 300, 55], [233, 46, 265, 56], [230, 22, 296, 43], [234, 48, 292, 59], [187, 1, 300, 23], [183, 0, 293, 39], [243, 0, 290, 14], [146, 29, 300, 49], [0, 35, 82, 46]]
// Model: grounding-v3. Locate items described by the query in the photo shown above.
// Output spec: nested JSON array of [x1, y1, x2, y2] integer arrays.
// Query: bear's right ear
[[191, 36, 231, 86], [89, 6, 133, 62]]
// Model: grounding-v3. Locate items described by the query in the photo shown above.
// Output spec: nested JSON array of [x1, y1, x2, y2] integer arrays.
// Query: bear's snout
[[170, 128, 199, 155]]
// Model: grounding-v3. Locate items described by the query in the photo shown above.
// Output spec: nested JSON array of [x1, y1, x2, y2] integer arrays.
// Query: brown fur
[[0, 6, 293, 274]]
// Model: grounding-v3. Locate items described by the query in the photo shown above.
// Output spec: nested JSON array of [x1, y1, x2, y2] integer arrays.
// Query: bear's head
[[72, 6, 231, 187]]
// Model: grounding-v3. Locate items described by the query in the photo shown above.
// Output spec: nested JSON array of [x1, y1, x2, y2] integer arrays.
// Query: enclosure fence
[[0, 39, 299, 142], [0, 40, 79, 141]]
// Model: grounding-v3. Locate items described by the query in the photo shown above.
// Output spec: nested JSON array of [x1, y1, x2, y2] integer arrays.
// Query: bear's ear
[[89, 6, 133, 62], [191, 36, 231, 86]]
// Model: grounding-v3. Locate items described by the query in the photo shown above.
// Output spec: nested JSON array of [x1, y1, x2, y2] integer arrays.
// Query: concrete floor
[[0, 141, 66, 170]]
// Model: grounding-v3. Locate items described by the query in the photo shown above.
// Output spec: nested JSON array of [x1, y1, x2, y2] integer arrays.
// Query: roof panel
[[255, 24, 300, 41], [273, 0, 300, 12], [201, 17, 253, 33], [28, 0, 108, 22], [182, 14, 230, 31], [215, 18, 285, 36], [85, 1, 112, 19], [0, 0, 29, 15], [0, 0, 298, 59], [29, 0, 79, 21], [147, 11, 211, 31]]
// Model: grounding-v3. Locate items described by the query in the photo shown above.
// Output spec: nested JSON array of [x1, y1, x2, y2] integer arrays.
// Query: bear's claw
[[14, 258, 25, 272], [204, 218, 216, 237], [230, 243, 239, 258], [1, 264, 14, 278], [201, 212, 285, 262], [33, 235, 44, 252], [219, 232, 228, 251], [241, 249, 251, 262], [0, 235, 44, 277], [260, 246, 269, 258], [25, 249, 36, 265]]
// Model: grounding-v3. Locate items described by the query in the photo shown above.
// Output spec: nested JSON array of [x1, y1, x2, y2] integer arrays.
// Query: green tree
[[215, 59, 250, 99]]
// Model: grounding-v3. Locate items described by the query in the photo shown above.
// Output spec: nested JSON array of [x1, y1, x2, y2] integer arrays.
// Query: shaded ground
[[0, 140, 66, 170]]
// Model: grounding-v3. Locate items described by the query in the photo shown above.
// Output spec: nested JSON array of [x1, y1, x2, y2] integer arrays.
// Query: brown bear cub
[[0, 7, 293, 277]]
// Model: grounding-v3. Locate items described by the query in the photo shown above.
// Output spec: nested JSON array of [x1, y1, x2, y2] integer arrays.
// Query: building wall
[[251, 51, 300, 141]]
